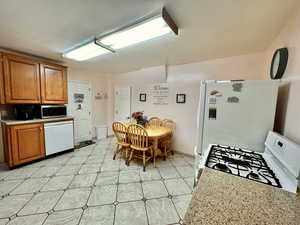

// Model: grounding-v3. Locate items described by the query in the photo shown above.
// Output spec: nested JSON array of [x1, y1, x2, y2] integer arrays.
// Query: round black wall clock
[[270, 48, 288, 80]]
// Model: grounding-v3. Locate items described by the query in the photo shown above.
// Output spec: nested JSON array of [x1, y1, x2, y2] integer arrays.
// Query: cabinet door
[[10, 123, 45, 166], [0, 53, 5, 103], [40, 64, 68, 104], [3, 54, 41, 104]]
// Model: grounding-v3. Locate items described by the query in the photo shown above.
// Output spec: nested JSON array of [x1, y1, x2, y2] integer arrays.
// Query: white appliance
[[44, 121, 74, 156], [195, 80, 279, 157], [195, 131, 300, 193]]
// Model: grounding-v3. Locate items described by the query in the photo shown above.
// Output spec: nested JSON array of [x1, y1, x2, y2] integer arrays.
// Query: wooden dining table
[[124, 123, 172, 157]]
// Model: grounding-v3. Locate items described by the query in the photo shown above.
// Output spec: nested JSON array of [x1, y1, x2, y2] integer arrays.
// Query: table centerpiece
[[131, 111, 148, 127]]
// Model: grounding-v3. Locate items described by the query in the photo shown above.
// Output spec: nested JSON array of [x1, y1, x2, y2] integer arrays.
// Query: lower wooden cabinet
[[2, 123, 45, 167]]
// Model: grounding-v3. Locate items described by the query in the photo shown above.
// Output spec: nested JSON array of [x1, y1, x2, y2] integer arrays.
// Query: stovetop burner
[[213, 163, 232, 173], [205, 145, 282, 188]]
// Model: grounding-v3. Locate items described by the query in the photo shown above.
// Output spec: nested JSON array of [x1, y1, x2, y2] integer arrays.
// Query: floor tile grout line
[[77, 186, 93, 225], [2, 178, 27, 198], [140, 176, 150, 225], [112, 166, 119, 225], [11, 192, 36, 220], [51, 184, 69, 212], [170, 195, 184, 223], [103, 139, 119, 225], [172, 166, 194, 193]]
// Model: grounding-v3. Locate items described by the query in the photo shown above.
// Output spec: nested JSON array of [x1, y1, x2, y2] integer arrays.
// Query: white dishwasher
[[44, 120, 74, 156]]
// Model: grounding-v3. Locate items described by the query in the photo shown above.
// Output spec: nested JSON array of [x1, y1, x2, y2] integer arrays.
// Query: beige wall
[[68, 67, 110, 137], [0, 48, 274, 162], [263, 4, 300, 145], [108, 52, 267, 155]]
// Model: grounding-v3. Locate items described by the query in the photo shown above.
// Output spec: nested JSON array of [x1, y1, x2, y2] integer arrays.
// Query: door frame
[[68, 80, 92, 143], [114, 85, 132, 122]]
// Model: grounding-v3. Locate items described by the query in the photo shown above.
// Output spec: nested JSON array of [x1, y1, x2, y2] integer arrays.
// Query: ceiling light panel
[[63, 8, 178, 61], [97, 16, 173, 50], [63, 41, 110, 61]]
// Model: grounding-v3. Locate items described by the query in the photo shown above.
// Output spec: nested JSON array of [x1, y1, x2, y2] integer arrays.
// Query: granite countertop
[[1, 116, 74, 125], [184, 168, 300, 225]]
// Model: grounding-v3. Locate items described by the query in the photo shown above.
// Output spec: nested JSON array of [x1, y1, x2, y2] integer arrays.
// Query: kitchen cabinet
[[2, 123, 45, 167], [40, 63, 68, 104], [0, 51, 68, 104], [0, 53, 5, 103], [2, 53, 41, 104]]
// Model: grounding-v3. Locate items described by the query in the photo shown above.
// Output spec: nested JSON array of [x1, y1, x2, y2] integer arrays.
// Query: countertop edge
[[1, 117, 74, 125]]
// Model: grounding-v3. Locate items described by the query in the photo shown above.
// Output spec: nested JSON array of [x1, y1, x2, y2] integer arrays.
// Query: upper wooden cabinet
[[40, 64, 68, 104], [3, 54, 41, 104], [0, 52, 68, 104]]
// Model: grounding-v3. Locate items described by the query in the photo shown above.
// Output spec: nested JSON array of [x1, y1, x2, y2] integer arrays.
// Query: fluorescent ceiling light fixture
[[63, 41, 111, 61], [96, 8, 178, 50], [63, 8, 178, 61]]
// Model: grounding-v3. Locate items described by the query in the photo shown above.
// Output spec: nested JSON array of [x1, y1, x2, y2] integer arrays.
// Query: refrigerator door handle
[[195, 81, 207, 156]]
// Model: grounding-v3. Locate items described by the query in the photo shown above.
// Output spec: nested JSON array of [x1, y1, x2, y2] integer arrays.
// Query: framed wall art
[[176, 94, 186, 104], [139, 93, 147, 102]]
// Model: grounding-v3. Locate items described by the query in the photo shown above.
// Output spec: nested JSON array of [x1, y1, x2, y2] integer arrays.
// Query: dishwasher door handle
[[44, 121, 73, 127], [44, 124, 73, 130]]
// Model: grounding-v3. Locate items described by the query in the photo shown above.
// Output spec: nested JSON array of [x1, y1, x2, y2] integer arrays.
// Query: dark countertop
[[184, 168, 300, 225]]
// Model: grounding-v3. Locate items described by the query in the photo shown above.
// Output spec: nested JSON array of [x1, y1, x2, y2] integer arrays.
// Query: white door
[[114, 86, 131, 123], [67, 80, 92, 143]]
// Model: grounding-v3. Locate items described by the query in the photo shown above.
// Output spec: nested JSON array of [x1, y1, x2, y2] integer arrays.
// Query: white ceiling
[[0, 0, 298, 73]]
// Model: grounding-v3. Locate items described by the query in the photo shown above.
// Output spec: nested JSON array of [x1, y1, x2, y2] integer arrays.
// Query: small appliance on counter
[[14, 104, 36, 120], [14, 104, 68, 120], [195, 131, 300, 193], [36, 105, 67, 119]]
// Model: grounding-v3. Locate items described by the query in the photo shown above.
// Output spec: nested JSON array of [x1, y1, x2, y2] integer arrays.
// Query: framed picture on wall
[[140, 93, 147, 102], [176, 94, 186, 104]]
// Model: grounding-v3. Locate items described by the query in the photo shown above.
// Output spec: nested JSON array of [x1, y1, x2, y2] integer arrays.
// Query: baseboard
[[173, 150, 194, 158]]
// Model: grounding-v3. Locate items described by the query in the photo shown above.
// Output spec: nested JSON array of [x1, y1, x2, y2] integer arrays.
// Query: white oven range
[[195, 131, 300, 193]]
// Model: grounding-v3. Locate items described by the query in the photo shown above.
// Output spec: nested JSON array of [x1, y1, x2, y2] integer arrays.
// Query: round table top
[[145, 126, 172, 138], [125, 123, 172, 138]]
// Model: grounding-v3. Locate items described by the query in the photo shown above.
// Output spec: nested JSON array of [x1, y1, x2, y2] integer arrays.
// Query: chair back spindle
[[127, 124, 148, 149], [148, 117, 162, 127], [112, 122, 128, 144], [162, 119, 176, 132]]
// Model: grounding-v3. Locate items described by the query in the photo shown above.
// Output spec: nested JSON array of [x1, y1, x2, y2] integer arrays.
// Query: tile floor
[[0, 137, 195, 225]]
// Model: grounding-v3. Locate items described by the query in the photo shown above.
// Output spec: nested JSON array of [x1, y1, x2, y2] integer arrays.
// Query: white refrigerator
[[195, 80, 279, 156]]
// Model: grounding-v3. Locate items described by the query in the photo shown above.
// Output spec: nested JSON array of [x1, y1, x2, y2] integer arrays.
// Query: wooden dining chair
[[112, 122, 130, 161], [127, 124, 154, 171], [160, 119, 176, 159], [148, 117, 162, 127]]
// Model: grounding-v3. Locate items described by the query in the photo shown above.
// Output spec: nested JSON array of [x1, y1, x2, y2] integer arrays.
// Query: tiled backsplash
[[0, 104, 14, 120]]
